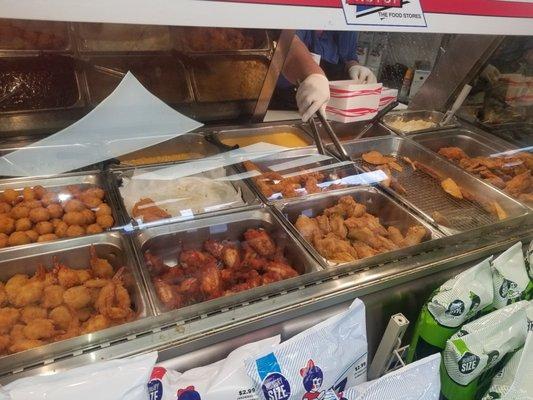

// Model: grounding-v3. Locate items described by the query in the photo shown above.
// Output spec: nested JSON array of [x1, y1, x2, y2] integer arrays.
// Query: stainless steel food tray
[[0, 172, 122, 244], [0, 232, 153, 374], [302, 120, 395, 143], [173, 27, 272, 55], [215, 124, 313, 148], [81, 54, 194, 107], [382, 110, 458, 135], [339, 136, 529, 235], [0, 20, 73, 55], [0, 55, 85, 115], [132, 207, 322, 314], [115, 133, 221, 168], [109, 163, 260, 227], [411, 129, 516, 157], [243, 146, 365, 203], [274, 186, 442, 269], [188, 54, 270, 103], [75, 22, 172, 53]]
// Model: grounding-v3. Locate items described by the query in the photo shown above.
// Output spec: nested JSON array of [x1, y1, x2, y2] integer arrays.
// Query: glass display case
[[0, 18, 530, 387]]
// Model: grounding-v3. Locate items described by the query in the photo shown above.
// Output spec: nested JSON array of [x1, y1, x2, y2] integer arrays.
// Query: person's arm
[[282, 35, 330, 122], [282, 35, 324, 84]]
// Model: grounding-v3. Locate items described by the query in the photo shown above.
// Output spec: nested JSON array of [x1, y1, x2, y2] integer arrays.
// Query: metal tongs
[[308, 111, 351, 161], [439, 84, 472, 127]]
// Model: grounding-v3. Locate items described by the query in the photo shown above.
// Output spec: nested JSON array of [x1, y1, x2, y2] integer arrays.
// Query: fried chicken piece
[[144, 251, 169, 276], [132, 198, 171, 223], [324, 196, 366, 218], [262, 261, 299, 284], [280, 182, 301, 198], [204, 240, 240, 269], [402, 156, 417, 171], [514, 152, 533, 170], [441, 178, 463, 199], [403, 226, 428, 247], [375, 164, 392, 188], [351, 241, 378, 259], [414, 161, 446, 181], [313, 233, 358, 263], [203, 239, 224, 259], [504, 171, 530, 198], [255, 180, 274, 198], [387, 226, 405, 247], [179, 250, 216, 270], [438, 147, 468, 161], [153, 278, 181, 310], [243, 160, 261, 173], [295, 215, 321, 242], [315, 215, 331, 235], [304, 177, 321, 194], [244, 229, 276, 258], [329, 214, 347, 239], [198, 263, 222, 300], [344, 214, 388, 236], [348, 227, 396, 251]]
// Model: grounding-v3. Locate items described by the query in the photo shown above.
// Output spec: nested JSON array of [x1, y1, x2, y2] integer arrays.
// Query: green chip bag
[[490, 242, 533, 309], [407, 258, 494, 363], [440, 300, 529, 400], [481, 331, 533, 400]]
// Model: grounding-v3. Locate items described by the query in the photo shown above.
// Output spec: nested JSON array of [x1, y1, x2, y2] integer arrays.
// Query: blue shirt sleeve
[[335, 31, 359, 64]]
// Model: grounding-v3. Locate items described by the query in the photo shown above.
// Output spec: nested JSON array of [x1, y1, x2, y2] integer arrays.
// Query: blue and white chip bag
[[245, 299, 367, 400], [147, 336, 280, 400], [322, 353, 441, 400]]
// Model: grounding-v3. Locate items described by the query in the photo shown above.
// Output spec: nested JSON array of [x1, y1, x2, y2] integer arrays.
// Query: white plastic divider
[[131, 142, 291, 181], [0, 72, 202, 177]]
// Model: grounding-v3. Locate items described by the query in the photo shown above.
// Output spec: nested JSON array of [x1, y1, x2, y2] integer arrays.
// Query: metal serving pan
[[132, 207, 321, 314], [243, 146, 365, 203], [0, 19, 72, 54], [302, 120, 395, 143], [216, 124, 312, 148], [411, 129, 516, 157], [110, 163, 259, 227], [340, 136, 529, 235], [274, 186, 442, 269], [82, 55, 193, 107], [115, 133, 220, 168], [173, 27, 272, 55], [188, 55, 269, 103], [0, 172, 121, 247], [0, 55, 85, 114], [75, 22, 172, 53], [382, 110, 458, 135], [0, 232, 152, 374]]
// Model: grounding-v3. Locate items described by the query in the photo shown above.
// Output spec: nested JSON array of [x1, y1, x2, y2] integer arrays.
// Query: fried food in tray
[[175, 27, 261, 52], [0, 184, 114, 248], [0, 246, 136, 356], [243, 160, 348, 200], [294, 195, 429, 264], [438, 147, 533, 207], [144, 228, 300, 311], [360, 150, 508, 221]]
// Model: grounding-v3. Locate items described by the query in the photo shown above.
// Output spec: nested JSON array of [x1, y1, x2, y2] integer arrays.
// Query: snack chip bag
[[148, 336, 280, 400], [245, 299, 367, 400], [323, 353, 441, 400], [407, 257, 494, 362], [481, 330, 533, 400], [490, 242, 532, 309], [440, 300, 529, 400], [0, 352, 157, 400]]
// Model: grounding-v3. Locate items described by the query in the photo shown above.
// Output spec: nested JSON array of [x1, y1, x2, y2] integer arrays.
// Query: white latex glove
[[480, 64, 500, 85], [296, 73, 330, 122], [348, 65, 377, 84]]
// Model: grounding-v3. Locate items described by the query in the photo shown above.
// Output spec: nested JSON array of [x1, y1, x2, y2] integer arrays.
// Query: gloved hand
[[296, 73, 330, 122], [480, 64, 500, 85], [348, 65, 377, 84]]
